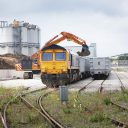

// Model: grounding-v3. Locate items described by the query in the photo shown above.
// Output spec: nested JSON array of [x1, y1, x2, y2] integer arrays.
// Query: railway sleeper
[[110, 118, 128, 127], [110, 101, 128, 111]]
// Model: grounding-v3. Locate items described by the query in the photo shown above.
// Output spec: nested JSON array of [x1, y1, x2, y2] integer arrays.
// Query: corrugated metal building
[[0, 20, 40, 56]]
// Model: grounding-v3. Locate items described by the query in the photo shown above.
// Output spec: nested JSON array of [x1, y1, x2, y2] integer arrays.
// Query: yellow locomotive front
[[40, 44, 70, 87]]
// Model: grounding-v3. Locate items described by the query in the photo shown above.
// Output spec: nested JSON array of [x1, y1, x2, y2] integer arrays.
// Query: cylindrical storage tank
[[28, 44, 32, 56], [27, 26, 40, 55], [21, 26, 28, 55], [21, 43, 29, 56], [0, 46, 8, 55], [27, 28, 35, 43], [21, 27, 27, 43], [0, 27, 21, 54], [0, 20, 40, 56], [0, 27, 14, 43]]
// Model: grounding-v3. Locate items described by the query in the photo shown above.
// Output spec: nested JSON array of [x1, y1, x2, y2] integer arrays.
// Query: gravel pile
[[0, 54, 29, 69]]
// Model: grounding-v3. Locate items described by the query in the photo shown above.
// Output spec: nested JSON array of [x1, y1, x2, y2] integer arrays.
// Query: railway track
[[110, 101, 128, 111], [109, 118, 128, 128], [0, 112, 7, 128], [78, 78, 107, 93], [98, 79, 107, 93], [115, 72, 126, 92], [20, 88, 65, 128], [76, 79, 107, 113], [77, 75, 128, 127], [78, 79, 95, 92], [108, 72, 128, 127], [1, 72, 128, 128], [108, 100, 128, 128], [37, 90, 65, 128], [0, 87, 48, 128]]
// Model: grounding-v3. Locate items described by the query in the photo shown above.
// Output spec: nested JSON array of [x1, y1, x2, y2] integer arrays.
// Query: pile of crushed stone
[[0, 54, 29, 69]]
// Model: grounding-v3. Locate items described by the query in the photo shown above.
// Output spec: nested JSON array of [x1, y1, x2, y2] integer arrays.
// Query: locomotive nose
[[77, 44, 90, 56]]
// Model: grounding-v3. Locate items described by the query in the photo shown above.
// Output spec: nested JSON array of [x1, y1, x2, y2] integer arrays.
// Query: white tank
[[0, 20, 40, 56], [21, 27, 27, 42]]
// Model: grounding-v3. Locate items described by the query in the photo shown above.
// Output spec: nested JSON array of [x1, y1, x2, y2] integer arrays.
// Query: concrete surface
[[69, 71, 128, 92], [0, 70, 25, 79], [0, 76, 46, 90], [0, 71, 128, 92]]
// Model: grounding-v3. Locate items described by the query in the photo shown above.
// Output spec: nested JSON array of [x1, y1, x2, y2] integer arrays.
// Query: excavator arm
[[43, 32, 90, 56]]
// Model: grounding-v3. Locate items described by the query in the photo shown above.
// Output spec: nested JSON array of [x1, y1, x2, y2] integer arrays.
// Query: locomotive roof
[[41, 44, 82, 56], [41, 44, 66, 51]]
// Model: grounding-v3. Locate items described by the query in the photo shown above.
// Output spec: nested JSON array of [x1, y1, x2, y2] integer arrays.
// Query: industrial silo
[[0, 20, 40, 56], [0, 21, 21, 54], [21, 23, 40, 56]]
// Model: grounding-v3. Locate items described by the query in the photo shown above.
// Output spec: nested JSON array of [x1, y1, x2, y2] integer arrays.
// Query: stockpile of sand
[[0, 54, 28, 69]]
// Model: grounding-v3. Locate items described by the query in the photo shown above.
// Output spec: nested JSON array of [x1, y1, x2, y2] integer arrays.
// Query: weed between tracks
[[0, 87, 51, 128], [42, 90, 128, 128], [1, 86, 128, 128], [0, 86, 24, 128], [7, 103, 51, 128]]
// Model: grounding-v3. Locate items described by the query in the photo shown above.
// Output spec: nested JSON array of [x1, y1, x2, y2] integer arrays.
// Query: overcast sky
[[0, 0, 128, 57]]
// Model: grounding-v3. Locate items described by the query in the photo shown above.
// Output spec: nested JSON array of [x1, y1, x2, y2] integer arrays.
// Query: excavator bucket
[[77, 44, 90, 56]]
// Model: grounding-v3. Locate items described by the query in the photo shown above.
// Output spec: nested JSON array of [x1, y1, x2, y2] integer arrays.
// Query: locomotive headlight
[[42, 68, 45, 72], [62, 68, 67, 72]]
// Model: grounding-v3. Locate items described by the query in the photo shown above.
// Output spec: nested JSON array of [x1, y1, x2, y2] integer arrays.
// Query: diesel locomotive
[[40, 44, 90, 87]]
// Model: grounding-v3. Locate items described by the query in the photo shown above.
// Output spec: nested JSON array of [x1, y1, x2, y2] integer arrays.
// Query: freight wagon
[[90, 57, 111, 79]]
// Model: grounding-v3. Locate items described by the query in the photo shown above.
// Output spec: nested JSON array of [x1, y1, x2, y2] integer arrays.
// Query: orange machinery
[[32, 31, 90, 71], [16, 32, 90, 79]]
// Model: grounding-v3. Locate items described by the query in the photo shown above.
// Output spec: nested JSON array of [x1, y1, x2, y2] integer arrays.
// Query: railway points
[[1, 70, 128, 127]]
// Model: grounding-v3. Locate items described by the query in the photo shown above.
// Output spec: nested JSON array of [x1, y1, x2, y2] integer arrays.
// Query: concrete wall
[[0, 70, 24, 79]]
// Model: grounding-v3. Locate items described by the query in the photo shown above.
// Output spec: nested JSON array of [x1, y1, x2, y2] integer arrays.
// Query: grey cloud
[[0, 0, 128, 17]]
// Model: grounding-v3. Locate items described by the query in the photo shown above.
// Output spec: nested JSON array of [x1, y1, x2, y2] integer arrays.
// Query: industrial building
[[111, 53, 128, 66], [0, 20, 40, 56], [64, 43, 97, 57]]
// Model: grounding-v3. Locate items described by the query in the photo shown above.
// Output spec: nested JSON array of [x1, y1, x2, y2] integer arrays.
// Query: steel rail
[[115, 72, 126, 92], [2, 87, 47, 128], [98, 78, 107, 93], [38, 89, 65, 128], [110, 101, 128, 111], [78, 79, 95, 92], [109, 117, 128, 128]]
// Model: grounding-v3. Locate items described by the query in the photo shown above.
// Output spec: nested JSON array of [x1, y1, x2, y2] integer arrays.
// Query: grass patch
[[42, 91, 128, 128], [1, 87, 128, 128], [89, 111, 106, 122], [103, 97, 111, 105]]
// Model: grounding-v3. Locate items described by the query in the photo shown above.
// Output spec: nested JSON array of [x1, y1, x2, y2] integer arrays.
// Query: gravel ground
[[69, 71, 128, 92]]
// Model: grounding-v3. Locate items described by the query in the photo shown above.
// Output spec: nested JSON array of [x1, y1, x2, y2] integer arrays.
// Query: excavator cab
[[77, 44, 90, 56]]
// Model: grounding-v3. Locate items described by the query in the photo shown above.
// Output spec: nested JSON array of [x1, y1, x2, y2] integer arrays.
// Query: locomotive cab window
[[55, 52, 66, 61], [42, 53, 53, 61]]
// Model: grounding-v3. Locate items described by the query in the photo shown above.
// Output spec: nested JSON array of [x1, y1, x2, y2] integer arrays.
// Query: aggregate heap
[[0, 54, 28, 69]]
